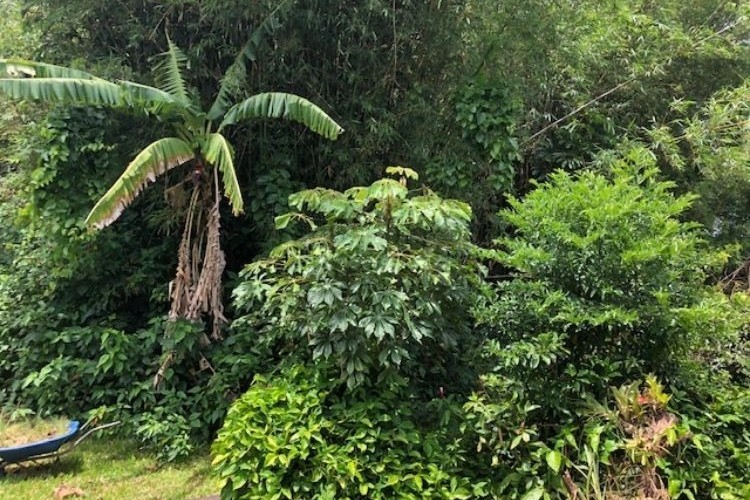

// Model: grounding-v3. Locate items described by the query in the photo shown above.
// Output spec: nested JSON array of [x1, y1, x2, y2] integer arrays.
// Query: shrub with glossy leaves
[[212, 363, 484, 500]]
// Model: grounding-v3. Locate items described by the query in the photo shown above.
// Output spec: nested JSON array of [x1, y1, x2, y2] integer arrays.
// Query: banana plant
[[0, 33, 343, 352]]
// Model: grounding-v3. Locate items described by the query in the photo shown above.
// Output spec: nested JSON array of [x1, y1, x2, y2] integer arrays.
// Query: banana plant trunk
[[170, 162, 227, 339]]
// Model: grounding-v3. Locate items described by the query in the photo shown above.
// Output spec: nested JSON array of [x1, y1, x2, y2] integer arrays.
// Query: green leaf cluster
[[646, 78, 750, 255], [212, 364, 484, 500], [458, 149, 748, 497]]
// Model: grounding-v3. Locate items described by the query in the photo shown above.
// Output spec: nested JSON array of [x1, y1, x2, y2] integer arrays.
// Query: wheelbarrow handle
[[62, 421, 122, 454]]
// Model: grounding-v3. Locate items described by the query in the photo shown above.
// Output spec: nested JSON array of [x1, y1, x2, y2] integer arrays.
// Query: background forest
[[0, 0, 748, 498]]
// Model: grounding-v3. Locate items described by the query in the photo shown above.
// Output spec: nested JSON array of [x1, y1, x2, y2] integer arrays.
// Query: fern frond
[[86, 138, 195, 229], [202, 133, 243, 214], [219, 92, 343, 140]]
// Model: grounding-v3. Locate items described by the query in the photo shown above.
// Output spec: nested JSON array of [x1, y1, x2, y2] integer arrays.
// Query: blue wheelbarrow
[[0, 419, 120, 474]]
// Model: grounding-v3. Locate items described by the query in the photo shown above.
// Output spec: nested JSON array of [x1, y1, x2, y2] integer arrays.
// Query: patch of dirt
[[54, 485, 85, 499]]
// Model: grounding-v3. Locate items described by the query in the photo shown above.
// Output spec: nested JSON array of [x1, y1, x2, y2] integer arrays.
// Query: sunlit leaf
[[86, 137, 195, 228], [152, 36, 192, 106], [202, 133, 243, 214]]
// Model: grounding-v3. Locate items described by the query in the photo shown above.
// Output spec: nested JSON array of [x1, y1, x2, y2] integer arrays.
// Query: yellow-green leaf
[[202, 133, 243, 215], [545, 450, 563, 473], [86, 137, 195, 229]]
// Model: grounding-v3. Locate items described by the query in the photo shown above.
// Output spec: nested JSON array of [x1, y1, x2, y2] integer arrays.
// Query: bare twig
[[563, 470, 580, 500], [524, 80, 631, 145]]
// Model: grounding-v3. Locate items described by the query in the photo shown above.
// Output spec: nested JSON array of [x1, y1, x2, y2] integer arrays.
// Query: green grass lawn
[[0, 438, 218, 499]]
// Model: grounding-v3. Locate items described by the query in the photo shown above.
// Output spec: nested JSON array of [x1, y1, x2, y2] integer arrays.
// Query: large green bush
[[232, 167, 485, 390], [490, 147, 728, 377], [214, 169, 490, 497]]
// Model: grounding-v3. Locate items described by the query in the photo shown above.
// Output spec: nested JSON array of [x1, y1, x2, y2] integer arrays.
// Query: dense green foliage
[[215, 158, 749, 498], [461, 158, 749, 498], [0, 0, 748, 497], [648, 78, 750, 254], [494, 150, 725, 374], [213, 364, 484, 500], [232, 168, 484, 389]]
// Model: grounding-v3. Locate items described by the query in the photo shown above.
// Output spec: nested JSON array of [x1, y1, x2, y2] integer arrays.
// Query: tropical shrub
[[232, 167, 486, 389], [212, 363, 484, 500], [460, 148, 745, 496], [584, 376, 691, 499]]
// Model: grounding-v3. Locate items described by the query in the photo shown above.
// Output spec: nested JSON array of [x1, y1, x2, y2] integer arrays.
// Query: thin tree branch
[[524, 80, 631, 145]]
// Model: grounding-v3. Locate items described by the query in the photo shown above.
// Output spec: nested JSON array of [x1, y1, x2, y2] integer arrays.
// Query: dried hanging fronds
[[186, 200, 227, 339], [169, 166, 227, 337], [169, 187, 200, 321], [157, 167, 228, 387]]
